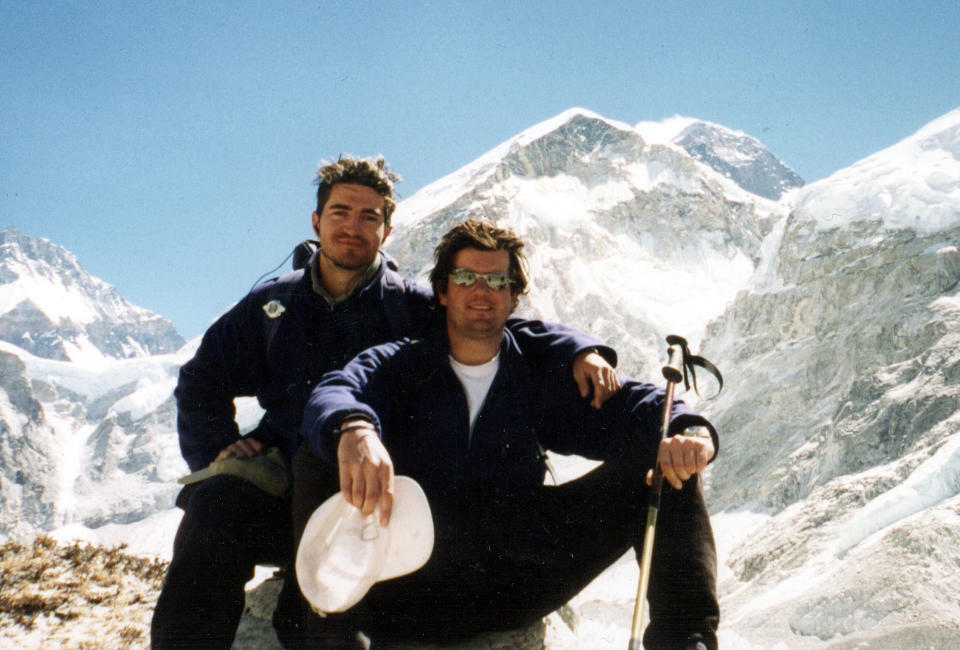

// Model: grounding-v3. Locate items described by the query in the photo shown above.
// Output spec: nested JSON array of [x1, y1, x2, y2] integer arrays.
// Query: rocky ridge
[[699, 108, 960, 644], [0, 536, 584, 649]]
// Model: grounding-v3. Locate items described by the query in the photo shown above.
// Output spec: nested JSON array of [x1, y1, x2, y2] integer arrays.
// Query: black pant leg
[[151, 474, 291, 650], [533, 448, 719, 649], [539, 446, 719, 649], [274, 444, 362, 648], [361, 443, 717, 648], [359, 450, 652, 643], [643, 475, 719, 650]]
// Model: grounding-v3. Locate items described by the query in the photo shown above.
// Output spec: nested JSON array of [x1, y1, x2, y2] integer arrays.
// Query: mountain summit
[[671, 121, 804, 200], [0, 227, 189, 538], [0, 227, 184, 364], [389, 108, 795, 374], [634, 116, 805, 200]]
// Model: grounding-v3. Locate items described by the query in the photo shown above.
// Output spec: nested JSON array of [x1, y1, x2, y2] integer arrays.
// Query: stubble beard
[[321, 246, 371, 272]]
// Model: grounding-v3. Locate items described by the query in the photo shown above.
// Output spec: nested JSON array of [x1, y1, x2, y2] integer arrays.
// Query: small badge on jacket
[[263, 300, 286, 319]]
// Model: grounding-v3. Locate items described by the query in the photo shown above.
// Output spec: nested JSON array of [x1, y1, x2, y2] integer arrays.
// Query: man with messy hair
[[151, 159, 621, 648], [296, 219, 720, 648]]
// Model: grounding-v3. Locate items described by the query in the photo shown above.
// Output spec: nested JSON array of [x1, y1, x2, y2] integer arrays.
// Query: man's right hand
[[646, 433, 715, 490], [572, 349, 621, 409], [336, 419, 395, 527], [214, 436, 264, 462]]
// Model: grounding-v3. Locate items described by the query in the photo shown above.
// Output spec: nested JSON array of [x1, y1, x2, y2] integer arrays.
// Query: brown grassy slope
[[0, 535, 166, 649], [0, 536, 577, 649]]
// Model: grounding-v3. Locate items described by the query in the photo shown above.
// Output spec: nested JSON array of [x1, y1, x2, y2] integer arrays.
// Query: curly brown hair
[[429, 219, 529, 297], [315, 156, 401, 227]]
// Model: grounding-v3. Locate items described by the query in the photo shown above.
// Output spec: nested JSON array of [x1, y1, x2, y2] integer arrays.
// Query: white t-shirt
[[449, 353, 500, 446]]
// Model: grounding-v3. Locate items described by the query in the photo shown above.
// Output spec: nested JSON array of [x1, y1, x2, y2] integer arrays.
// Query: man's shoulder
[[337, 337, 438, 394], [252, 268, 308, 297], [379, 268, 432, 300], [243, 269, 315, 317], [374, 265, 437, 336], [366, 334, 434, 362]]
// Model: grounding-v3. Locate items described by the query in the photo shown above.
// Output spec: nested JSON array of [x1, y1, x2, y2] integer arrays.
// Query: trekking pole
[[628, 340, 684, 650]]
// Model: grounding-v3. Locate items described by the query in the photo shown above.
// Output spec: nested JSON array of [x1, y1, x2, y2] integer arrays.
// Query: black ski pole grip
[[662, 344, 684, 384]]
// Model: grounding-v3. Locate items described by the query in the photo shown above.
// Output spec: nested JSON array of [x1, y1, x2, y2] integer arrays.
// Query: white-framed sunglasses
[[449, 267, 514, 290]]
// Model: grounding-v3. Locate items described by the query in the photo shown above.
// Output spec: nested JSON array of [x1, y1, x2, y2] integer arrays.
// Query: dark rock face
[[674, 122, 805, 200]]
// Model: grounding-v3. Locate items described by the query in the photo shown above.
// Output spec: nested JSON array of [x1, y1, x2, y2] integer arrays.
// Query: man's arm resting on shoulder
[[506, 317, 621, 408]]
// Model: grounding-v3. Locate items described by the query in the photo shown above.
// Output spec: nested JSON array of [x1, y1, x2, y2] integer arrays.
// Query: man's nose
[[342, 214, 363, 233], [474, 277, 496, 292]]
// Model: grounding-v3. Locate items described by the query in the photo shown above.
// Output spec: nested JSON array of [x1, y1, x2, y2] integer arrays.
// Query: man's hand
[[573, 349, 621, 409], [647, 432, 715, 490], [337, 419, 395, 527], [214, 436, 264, 462]]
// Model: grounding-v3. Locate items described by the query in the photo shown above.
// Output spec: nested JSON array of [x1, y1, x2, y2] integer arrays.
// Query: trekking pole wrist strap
[[665, 334, 724, 398]]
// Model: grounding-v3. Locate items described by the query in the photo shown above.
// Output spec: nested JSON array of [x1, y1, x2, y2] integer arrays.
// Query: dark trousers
[[151, 474, 292, 650], [281, 444, 719, 649]]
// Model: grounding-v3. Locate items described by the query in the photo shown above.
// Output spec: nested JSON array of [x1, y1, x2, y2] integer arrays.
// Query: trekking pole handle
[[662, 344, 684, 384], [652, 344, 683, 502]]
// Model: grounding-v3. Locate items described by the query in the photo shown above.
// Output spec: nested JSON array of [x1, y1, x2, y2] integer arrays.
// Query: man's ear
[[311, 212, 321, 237], [380, 225, 393, 247], [438, 289, 448, 307]]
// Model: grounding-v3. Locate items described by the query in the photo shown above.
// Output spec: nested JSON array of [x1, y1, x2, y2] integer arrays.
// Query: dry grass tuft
[[0, 535, 168, 648]]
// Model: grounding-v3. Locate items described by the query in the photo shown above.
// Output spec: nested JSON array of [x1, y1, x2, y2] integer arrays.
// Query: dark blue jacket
[[175, 253, 610, 471], [301, 329, 716, 506]]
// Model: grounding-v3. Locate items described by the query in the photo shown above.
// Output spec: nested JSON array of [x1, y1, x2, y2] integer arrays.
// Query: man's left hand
[[214, 436, 264, 462], [573, 350, 621, 409], [647, 431, 715, 490]]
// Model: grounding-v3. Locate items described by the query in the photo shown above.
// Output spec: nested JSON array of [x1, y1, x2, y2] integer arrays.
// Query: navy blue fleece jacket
[[174, 253, 612, 471], [301, 329, 716, 502]]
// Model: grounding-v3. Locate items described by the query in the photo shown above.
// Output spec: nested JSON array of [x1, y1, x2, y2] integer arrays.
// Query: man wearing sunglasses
[[296, 219, 720, 649]]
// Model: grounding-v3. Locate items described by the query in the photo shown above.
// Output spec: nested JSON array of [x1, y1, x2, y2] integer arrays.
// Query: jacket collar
[[427, 326, 527, 382], [309, 251, 387, 307]]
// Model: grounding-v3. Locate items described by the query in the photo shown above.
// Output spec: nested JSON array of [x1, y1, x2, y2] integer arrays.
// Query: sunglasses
[[449, 267, 514, 290]]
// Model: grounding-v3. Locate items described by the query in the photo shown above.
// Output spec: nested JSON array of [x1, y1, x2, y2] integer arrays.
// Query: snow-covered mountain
[[0, 229, 190, 539], [636, 116, 805, 201], [676, 121, 804, 200], [0, 337, 192, 538], [6, 105, 960, 648], [390, 108, 792, 376], [700, 107, 960, 646], [0, 227, 184, 364]]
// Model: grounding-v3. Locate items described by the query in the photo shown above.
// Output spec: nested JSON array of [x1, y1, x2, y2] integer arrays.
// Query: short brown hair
[[429, 219, 529, 296], [315, 156, 401, 227]]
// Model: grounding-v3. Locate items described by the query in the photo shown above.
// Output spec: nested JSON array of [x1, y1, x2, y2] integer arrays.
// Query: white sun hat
[[296, 476, 434, 614]]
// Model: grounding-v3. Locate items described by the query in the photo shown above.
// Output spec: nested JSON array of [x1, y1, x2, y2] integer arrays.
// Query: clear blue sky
[[2, 0, 958, 340]]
